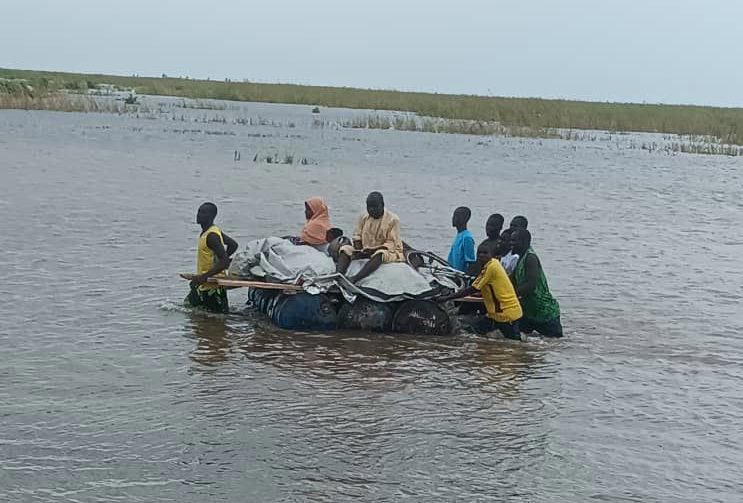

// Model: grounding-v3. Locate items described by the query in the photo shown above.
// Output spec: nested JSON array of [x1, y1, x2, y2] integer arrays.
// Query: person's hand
[[352, 239, 363, 250], [190, 274, 208, 287]]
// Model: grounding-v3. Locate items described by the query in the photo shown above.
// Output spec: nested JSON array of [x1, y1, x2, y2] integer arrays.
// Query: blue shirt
[[447, 229, 476, 272]]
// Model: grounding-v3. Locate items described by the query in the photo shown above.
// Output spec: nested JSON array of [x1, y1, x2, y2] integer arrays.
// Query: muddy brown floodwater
[[1, 97, 742, 502]]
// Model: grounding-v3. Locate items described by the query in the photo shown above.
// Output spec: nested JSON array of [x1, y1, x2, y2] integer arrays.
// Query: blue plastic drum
[[272, 293, 338, 331]]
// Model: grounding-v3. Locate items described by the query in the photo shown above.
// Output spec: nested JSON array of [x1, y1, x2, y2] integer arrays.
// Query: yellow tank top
[[472, 258, 523, 323], [197, 225, 225, 291]]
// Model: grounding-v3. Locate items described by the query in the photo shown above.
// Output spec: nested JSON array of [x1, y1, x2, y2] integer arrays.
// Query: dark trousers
[[185, 285, 229, 314], [520, 316, 563, 338], [468, 316, 522, 340]]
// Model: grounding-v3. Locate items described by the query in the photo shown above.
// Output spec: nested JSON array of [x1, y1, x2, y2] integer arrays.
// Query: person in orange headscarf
[[299, 197, 332, 245]]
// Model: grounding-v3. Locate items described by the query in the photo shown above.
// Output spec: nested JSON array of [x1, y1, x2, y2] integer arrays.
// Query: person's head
[[328, 235, 352, 261], [510, 228, 531, 256], [476, 242, 493, 268], [451, 206, 471, 229], [325, 227, 344, 242], [509, 215, 528, 230], [304, 197, 327, 221], [495, 228, 513, 256], [196, 202, 218, 226], [366, 191, 385, 219], [486, 213, 504, 239]]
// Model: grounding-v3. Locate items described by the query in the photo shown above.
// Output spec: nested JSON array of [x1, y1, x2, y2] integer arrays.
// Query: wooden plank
[[457, 296, 484, 303], [179, 273, 482, 302], [180, 273, 303, 291], [217, 278, 303, 291]]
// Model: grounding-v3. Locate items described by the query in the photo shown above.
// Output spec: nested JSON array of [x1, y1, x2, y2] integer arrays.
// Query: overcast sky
[[3, 0, 741, 106]]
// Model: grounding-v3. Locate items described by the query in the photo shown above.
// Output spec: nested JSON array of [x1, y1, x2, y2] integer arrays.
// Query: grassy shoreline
[[2, 67, 742, 147]]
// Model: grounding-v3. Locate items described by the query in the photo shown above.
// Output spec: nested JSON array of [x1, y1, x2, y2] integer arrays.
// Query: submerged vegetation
[[341, 115, 558, 138], [341, 115, 743, 156], [1, 67, 742, 156]]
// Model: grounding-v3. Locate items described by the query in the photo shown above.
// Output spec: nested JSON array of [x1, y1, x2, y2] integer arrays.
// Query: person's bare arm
[[436, 285, 477, 303], [222, 232, 238, 257], [515, 254, 540, 297], [438, 259, 490, 302]]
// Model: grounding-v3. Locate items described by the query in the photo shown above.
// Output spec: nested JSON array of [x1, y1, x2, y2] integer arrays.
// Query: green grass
[[2, 67, 742, 146]]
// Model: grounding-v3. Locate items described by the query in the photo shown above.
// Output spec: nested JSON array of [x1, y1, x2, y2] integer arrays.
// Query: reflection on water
[[181, 309, 558, 501], [2, 104, 742, 502], [186, 307, 549, 398], [187, 312, 232, 366]]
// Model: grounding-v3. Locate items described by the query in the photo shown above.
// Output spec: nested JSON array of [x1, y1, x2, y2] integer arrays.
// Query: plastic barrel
[[337, 298, 394, 332], [246, 287, 258, 305], [253, 289, 265, 312], [256, 289, 278, 314], [272, 293, 338, 331], [391, 300, 454, 336], [266, 293, 282, 319]]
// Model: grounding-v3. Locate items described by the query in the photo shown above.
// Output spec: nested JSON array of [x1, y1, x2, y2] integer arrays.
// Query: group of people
[[186, 191, 563, 340], [441, 207, 563, 339]]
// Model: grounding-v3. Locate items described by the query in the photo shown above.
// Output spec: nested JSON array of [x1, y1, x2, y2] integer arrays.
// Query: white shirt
[[500, 252, 519, 274]]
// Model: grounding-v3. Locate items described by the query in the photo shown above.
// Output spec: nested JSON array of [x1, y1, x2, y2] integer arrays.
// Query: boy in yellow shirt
[[186, 202, 238, 313], [437, 243, 523, 339]]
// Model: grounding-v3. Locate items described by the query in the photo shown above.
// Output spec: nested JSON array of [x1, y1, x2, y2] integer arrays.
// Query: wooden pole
[[179, 274, 481, 302]]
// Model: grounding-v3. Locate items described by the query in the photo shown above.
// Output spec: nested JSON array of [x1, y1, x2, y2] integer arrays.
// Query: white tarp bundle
[[229, 237, 461, 303], [229, 237, 336, 281]]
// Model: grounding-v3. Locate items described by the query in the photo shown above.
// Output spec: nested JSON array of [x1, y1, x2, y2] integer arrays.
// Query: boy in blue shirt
[[447, 206, 476, 272]]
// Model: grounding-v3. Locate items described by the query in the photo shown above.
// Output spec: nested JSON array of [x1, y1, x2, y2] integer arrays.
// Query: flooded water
[[2, 98, 742, 502]]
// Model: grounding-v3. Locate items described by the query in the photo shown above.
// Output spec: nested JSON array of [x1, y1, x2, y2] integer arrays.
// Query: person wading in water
[[509, 215, 528, 231], [480, 213, 504, 252], [185, 202, 238, 313], [437, 242, 523, 339], [509, 228, 563, 337], [500, 215, 528, 274], [467, 213, 504, 276], [447, 206, 476, 273], [496, 228, 519, 274]]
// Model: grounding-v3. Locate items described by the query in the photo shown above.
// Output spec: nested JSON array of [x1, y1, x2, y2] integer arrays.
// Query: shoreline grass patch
[[2, 67, 742, 146], [2, 68, 742, 156], [0, 92, 124, 113]]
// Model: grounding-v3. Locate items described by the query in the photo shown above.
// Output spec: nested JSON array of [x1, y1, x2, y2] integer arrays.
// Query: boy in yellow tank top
[[185, 202, 238, 313], [437, 242, 523, 339]]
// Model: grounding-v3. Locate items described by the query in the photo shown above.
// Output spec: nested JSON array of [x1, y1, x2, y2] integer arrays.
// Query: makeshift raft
[[180, 273, 482, 335], [182, 236, 482, 335]]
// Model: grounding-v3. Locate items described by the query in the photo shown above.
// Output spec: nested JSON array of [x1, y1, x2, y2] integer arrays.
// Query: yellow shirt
[[197, 225, 225, 291], [352, 209, 404, 262], [472, 259, 523, 322]]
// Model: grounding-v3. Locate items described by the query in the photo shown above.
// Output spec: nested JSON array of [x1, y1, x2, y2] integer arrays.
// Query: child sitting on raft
[[287, 197, 343, 251]]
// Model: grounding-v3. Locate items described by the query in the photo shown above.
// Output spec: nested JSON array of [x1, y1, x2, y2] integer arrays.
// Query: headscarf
[[300, 197, 331, 245]]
